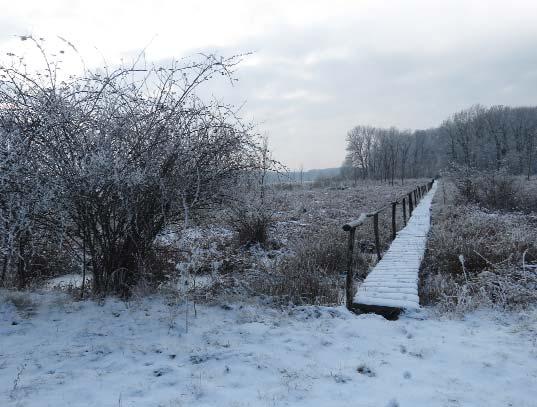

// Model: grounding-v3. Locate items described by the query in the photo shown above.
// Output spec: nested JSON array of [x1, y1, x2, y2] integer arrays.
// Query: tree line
[[344, 105, 537, 183]]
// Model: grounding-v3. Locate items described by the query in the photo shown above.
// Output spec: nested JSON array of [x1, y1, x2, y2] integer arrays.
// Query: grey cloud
[[117, 19, 537, 169]]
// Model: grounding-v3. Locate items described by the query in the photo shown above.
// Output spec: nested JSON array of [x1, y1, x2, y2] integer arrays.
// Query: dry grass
[[208, 179, 431, 305], [420, 180, 537, 313], [448, 166, 537, 212], [103, 178, 433, 306], [250, 226, 369, 305], [229, 208, 273, 247]]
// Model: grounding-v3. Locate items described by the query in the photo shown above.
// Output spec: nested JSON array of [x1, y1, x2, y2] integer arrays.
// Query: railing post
[[373, 213, 381, 261], [391, 201, 397, 240], [402, 197, 407, 225], [345, 227, 356, 309], [408, 192, 414, 216]]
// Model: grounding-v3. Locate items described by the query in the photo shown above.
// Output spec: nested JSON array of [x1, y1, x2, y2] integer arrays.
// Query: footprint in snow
[[356, 364, 376, 377], [153, 367, 173, 377]]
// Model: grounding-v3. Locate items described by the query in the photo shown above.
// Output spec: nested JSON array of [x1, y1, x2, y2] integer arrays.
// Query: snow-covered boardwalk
[[354, 181, 437, 317]]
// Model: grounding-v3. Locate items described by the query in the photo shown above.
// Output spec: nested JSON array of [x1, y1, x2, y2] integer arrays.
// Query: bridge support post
[[402, 198, 407, 225], [391, 202, 397, 240], [345, 227, 356, 310], [373, 213, 381, 261]]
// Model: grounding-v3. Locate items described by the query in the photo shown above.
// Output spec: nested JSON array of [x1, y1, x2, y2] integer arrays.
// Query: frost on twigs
[[0, 37, 261, 296]]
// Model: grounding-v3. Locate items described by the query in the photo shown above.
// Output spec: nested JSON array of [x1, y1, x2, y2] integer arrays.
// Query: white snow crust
[[1, 291, 536, 406]]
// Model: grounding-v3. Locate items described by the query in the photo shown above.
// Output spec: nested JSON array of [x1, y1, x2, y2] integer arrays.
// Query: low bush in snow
[[447, 165, 537, 212], [252, 227, 368, 305], [420, 201, 537, 313], [228, 206, 274, 247], [0, 38, 263, 296]]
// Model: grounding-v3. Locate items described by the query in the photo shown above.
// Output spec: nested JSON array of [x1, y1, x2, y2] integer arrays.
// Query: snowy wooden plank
[[359, 287, 418, 296], [353, 181, 437, 318]]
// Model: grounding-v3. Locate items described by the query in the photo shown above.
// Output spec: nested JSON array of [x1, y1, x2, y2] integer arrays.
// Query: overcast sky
[[2, 0, 537, 169]]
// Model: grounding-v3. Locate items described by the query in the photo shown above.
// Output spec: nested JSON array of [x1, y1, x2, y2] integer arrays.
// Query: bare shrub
[[479, 172, 518, 209], [226, 135, 281, 248], [253, 227, 367, 305], [424, 266, 537, 315], [228, 206, 273, 247], [420, 203, 537, 312], [0, 37, 261, 296], [518, 179, 537, 213], [447, 165, 534, 211], [292, 228, 353, 277], [257, 260, 341, 306], [448, 165, 480, 203]]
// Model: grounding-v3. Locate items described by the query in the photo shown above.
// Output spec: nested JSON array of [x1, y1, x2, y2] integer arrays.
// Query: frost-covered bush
[[229, 206, 273, 247], [253, 227, 364, 305], [0, 128, 73, 288], [427, 266, 537, 314], [256, 262, 341, 306], [446, 165, 535, 212], [287, 227, 350, 277], [227, 138, 281, 248], [0, 37, 261, 296], [420, 203, 537, 312]]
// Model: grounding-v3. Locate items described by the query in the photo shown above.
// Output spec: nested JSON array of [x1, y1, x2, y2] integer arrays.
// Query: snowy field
[[1, 291, 536, 407]]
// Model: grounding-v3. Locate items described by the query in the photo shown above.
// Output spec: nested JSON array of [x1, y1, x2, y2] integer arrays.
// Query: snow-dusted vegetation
[[2, 175, 537, 406], [420, 175, 537, 314], [1, 29, 537, 407]]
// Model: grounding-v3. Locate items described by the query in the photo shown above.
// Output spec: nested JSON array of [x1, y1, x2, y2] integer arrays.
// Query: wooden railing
[[342, 179, 435, 308]]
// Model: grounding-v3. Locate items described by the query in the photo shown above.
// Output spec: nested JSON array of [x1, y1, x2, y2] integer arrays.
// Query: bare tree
[[345, 125, 374, 179], [399, 132, 413, 184], [344, 105, 537, 184]]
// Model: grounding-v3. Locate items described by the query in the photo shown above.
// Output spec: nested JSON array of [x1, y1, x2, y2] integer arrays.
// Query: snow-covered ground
[[1, 291, 536, 406]]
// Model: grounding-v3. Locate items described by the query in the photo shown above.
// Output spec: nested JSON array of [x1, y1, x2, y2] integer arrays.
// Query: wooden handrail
[[342, 213, 367, 231], [342, 179, 433, 231]]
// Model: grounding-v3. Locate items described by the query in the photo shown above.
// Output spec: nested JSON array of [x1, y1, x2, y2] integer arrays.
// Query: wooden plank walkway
[[353, 181, 437, 319]]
